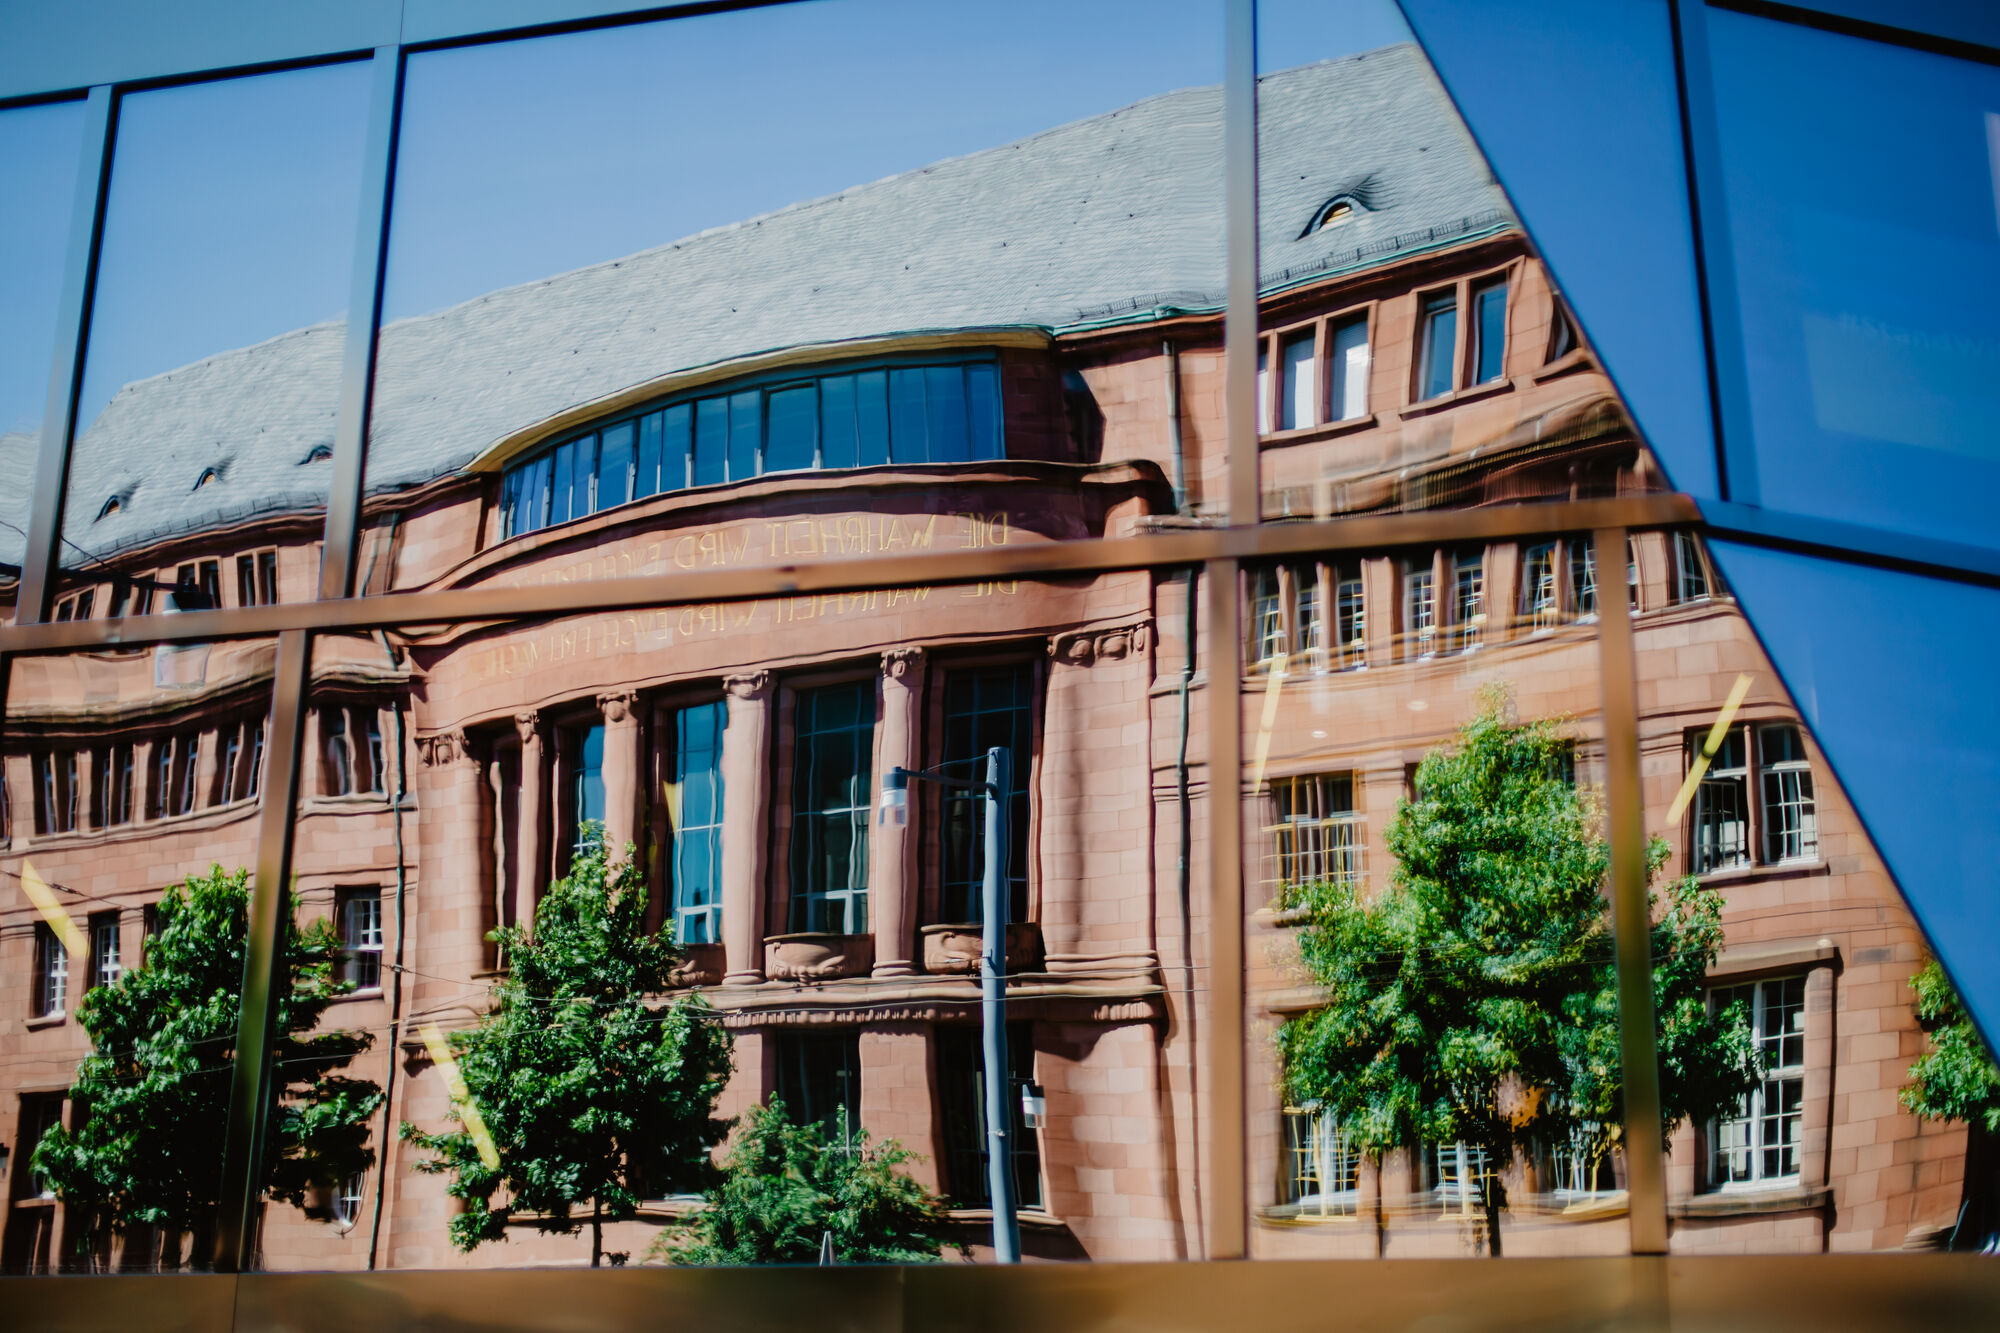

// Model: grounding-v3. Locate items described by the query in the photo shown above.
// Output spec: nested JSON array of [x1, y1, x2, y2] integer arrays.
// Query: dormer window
[[1313, 199, 1355, 230], [194, 468, 219, 490], [1299, 176, 1383, 238], [302, 444, 333, 464], [96, 495, 121, 520]]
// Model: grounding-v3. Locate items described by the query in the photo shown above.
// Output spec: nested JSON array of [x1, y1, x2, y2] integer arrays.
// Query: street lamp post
[[880, 744, 1020, 1264]]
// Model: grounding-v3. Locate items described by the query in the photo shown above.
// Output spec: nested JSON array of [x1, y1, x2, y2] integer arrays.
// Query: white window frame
[[1758, 725, 1818, 864], [1285, 1104, 1360, 1217], [1708, 977, 1807, 1190], [1267, 774, 1364, 898]]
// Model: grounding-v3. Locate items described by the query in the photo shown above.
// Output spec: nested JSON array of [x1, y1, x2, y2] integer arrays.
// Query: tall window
[[34, 750, 78, 835], [173, 559, 222, 611], [568, 723, 606, 859], [1673, 531, 1712, 603], [1451, 548, 1486, 653], [216, 716, 265, 804], [1285, 1106, 1359, 1216], [775, 1031, 861, 1152], [937, 1023, 1042, 1209], [1403, 558, 1437, 660], [1568, 539, 1598, 619], [94, 743, 134, 827], [1470, 278, 1508, 384], [669, 700, 727, 945], [1251, 566, 1285, 670], [941, 665, 1033, 924], [1256, 345, 1271, 434], [333, 1172, 366, 1229], [54, 589, 94, 621], [149, 731, 200, 817], [1430, 1142, 1496, 1212], [340, 888, 383, 992], [87, 913, 122, 991], [1520, 542, 1559, 632], [1329, 315, 1369, 422], [1417, 291, 1458, 401], [1759, 725, 1818, 863], [1267, 774, 1363, 899], [33, 924, 67, 1018], [1332, 561, 1366, 669], [1709, 977, 1806, 1188], [1691, 728, 1751, 873], [320, 707, 382, 798], [789, 682, 875, 934], [1278, 328, 1316, 431], [235, 549, 278, 607], [1291, 563, 1325, 668], [502, 358, 1003, 538]]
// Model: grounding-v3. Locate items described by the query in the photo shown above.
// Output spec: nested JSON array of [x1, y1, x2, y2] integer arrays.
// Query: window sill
[[1708, 937, 1839, 980], [1695, 860, 1830, 891], [330, 987, 385, 1005], [946, 1207, 1066, 1231], [1531, 348, 1594, 383], [1257, 413, 1378, 448], [1258, 1200, 1363, 1225], [1673, 1184, 1829, 1219], [1396, 377, 1514, 420], [25, 1013, 67, 1030]]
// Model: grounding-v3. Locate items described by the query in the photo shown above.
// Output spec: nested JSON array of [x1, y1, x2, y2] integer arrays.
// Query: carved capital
[[879, 646, 925, 681], [1048, 621, 1153, 667], [417, 729, 474, 769], [597, 690, 639, 726], [513, 711, 544, 748], [723, 670, 773, 702]]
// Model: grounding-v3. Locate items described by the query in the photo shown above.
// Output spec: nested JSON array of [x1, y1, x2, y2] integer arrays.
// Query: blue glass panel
[[596, 419, 633, 510], [888, 368, 927, 464], [574, 723, 606, 844], [1474, 281, 1507, 384], [966, 362, 1001, 460], [1419, 298, 1457, 400], [570, 433, 596, 516], [661, 401, 692, 492], [1712, 540, 2000, 1039], [499, 468, 521, 537], [548, 440, 575, 524], [855, 369, 891, 467], [519, 453, 551, 534], [728, 389, 761, 482], [765, 383, 817, 473], [634, 411, 662, 500], [693, 396, 728, 487], [1707, 9, 2000, 549], [924, 366, 971, 463], [819, 374, 859, 470]]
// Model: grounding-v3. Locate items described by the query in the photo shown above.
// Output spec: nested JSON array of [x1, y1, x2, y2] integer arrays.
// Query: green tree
[[33, 866, 381, 1268], [658, 1100, 962, 1266], [400, 833, 733, 1266], [1277, 693, 1757, 1255], [1901, 958, 2000, 1250]]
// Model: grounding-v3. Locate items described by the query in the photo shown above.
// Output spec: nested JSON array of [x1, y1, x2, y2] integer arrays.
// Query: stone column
[[417, 729, 490, 977], [512, 712, 544, 935], [869, 648, 925, 976], [720, 672, 772, 985], [598, 691, 640, 868], [128, 739, 153, 824], [74, 748, 96, 829], [193, 726, 220, 809], [301, 707, 323, 798]]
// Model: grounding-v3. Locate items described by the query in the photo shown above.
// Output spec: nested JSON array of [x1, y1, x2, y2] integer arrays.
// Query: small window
[[1471, 278, 1509, 385], [1290, 564, 1325, 669], [222, 716, 266, 804], [236, 550, 278, 607], [566, 722, 606, 862], [193, 467, 218, 490], [1450, 549, 1486, 653], [54, 589, 94, 622], [1568, 540, 1598, 620], [95, 743, 134, 828], [302, 443, 334, 464], [1285, 1106, 1359, 1215], [87, 913, 122, 991], [1690, 728, 1751, 874], [1709, 977, 1806, 1188], [1251, 567, 1285, 670], [1328, 315, 1370, 422], [96, 494, 121, 520], [1758, 725, 1818, 864], [1673, 531, 1711, 604], [1520, 542, 1559, 632], [1416, 292, 1458, 401], [1332, 561, 1366, 670], [668, 700, 727, 946], [323, 708, 355, 797], [1256, 345, 1272, 435], [1548, 299, 1579, 362], [1267, 774, 1363, 897], [34, 923, 68, 1018], [937, 1023, 1042, 1209], [340, 888, 384, 992], [1403, 558, 1437, 660], [34, 750, 78, 836], [775, 1031, 861, 1152], [1278, 329, 1316, 432], [333, 1171, 366, 1228], [171, 560, 221, 612]]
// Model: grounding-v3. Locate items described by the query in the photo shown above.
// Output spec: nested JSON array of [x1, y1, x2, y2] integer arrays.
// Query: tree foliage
[[1901, 959, 2000, 1135], [1277, 692, 1757, 1251], [658, 1100, 962, 1266], [399, 835, 733, 1264], [33, 866, 380, 1261]]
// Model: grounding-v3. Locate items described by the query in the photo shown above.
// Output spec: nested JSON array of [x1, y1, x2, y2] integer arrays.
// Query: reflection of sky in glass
[[76, 60, 372, 427], [384, 0, 1241, 321], [1256, 0, 1411, 73], [1709, 9, 2000, 549], [0, 100, 86, 438]]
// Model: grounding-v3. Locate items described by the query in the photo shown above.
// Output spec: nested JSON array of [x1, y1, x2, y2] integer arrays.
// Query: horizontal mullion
[[0, 494, 1698, 653]]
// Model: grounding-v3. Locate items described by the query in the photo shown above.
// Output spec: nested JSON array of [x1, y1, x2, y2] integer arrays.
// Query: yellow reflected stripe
[[1665, 673, 1756, 826], [1250, 653, 1288, 794], [419, 1022, 501, 1170], [660, 778, 683, 836], [21, 861, 88, 960]]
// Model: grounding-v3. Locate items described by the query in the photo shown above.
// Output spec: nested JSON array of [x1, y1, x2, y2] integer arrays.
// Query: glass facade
[[0, 0, 1994, 1299]]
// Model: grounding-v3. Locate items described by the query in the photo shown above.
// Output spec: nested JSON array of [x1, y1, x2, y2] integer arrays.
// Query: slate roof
[[42, 43, 1508, 572]]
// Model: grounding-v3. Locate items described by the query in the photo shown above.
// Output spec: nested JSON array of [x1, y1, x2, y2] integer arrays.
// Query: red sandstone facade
[[1, 225, 1965, 1270]]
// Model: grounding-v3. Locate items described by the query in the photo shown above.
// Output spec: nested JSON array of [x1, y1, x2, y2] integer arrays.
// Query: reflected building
[[0, 44, 1967, 1269]]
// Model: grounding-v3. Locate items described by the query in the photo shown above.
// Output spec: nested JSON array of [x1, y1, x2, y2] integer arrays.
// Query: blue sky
[[2, 0, 1412, 439]]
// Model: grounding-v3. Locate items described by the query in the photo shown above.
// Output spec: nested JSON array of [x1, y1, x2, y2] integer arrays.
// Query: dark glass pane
[[692, 396, 728, 487], [570, 435, 596, 518], [634, 411, 662, 500], [854, 369, 891, 467], [727, 390, 761, 482], [818, 373, 859, 470], [923, 366, 970, 463], [1474, 281, 1507, 384], [1420, 298, 1457, 401], [548, 440, 575, 524], [661, 402, 693, 493], [1279, 329, 1316, 430], [888, 368, 927, 463], [596, 420, 634, 511], [61, 62, 372, 579], [764, 384, 816, 474], [965, 362, 1002, 460]]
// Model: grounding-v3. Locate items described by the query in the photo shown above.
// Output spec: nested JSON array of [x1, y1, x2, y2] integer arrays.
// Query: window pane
[[1279, 329, 1316, 431], [888, 367, 927, 464], [818, 374, 860, 470], [764, 384, 816, 474], [727, 389, 761, 483], [634, 410, 663, 501], [854, 369, 892, 468], [1419, 297, 1457, 400], [596, 419, 634, 511], [59, 62, 373, 584], [1328, 315, 1368, 422], [965, 362, 1002, 459], [1473, 280, 1507, 384], [693, 396, 729, 487]]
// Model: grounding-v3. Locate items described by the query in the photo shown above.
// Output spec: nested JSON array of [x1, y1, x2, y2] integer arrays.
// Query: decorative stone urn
[[668, 941, 725, 989], [920, 922, 1045, 975], [764, 932, 875, 981]]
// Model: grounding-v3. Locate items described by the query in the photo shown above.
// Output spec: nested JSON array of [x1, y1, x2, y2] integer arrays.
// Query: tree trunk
[[1484, 1190, 1504, 1258], [592, 1199, 602, 1268]]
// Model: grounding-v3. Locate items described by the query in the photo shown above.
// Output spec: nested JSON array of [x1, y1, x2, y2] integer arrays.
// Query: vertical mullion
[[1223, 0, 1260, 528], [18, 84, 116, 627], [1205, 556, 1248, 1261], [213, 626, 313, 1272], [318, 47, 405, 601], [1593, 526, 1670, 1254]]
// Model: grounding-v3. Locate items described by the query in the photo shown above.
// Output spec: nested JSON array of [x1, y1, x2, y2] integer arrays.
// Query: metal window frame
[[11, 0, 1995, 1279]]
